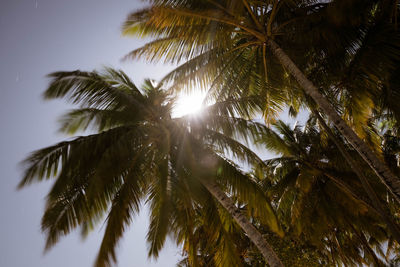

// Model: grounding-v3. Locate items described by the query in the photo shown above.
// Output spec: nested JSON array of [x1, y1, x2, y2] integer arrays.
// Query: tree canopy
[[20, 0, 400, 266]]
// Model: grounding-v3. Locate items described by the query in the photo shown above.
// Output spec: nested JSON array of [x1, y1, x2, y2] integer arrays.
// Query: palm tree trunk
[[267, 39, 400, 204], [200, 178, 284, 267], [314, 110, 400, 243]]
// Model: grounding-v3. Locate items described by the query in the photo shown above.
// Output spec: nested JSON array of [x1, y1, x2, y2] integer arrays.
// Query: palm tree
[[19, 68, 284, 267], [177, 209, 324, 267], [258, 120, 397, 265], [311, 110, 400, 243], [122, 0, 400, 203]]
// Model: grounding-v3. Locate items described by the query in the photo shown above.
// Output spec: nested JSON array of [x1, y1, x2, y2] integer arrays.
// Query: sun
[[173, 91, 206, 117]]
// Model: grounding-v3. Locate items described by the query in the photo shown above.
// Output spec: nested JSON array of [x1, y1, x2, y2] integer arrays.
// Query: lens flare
[[173, 91, 206, 117]]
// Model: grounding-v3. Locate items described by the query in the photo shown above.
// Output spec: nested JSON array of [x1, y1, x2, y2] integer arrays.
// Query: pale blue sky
[[0, 1, 180, 266]]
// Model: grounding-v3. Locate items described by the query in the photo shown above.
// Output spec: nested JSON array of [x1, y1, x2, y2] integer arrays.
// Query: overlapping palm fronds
[[122, 0, 400, 207], [20, 68, 283, 267], [258, 119, 400, 266]]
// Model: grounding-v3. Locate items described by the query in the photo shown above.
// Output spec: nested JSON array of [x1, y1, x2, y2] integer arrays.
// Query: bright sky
[[0, 1, 181, 266], [173, 90, 207, 117]]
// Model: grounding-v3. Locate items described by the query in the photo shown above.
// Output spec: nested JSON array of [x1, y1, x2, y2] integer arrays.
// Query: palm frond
[[45, 69, 143, 111], [146, 159, 172, 258], [94, 167, 145, 267]]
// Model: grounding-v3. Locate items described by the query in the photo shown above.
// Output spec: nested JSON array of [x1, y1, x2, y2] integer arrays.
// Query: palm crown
[[121, 0, 400, 213], [19, 68, 284, 267], [260, 120, 398, 265]]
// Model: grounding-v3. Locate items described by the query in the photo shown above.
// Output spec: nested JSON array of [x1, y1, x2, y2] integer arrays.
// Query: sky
[[0, 1, 180, 266]]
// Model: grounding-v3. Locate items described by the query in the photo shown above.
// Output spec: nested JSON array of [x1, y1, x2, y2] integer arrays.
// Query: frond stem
[[242, 0, 264, 31]]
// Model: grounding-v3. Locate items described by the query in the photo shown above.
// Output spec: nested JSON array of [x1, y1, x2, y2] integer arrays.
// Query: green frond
[[146, 159, 172, 258], [212, 157, 283, 237], [257, 126, 294, 157], [45, 69, 144, 111], [19, 141, 70, 188], [41, 183, 95, 251], [212, 229, 243, 267], [202, 96, 263, 119], [161, 47, 233, 93], [58, 108, 134, 134], [94, 168, 145, 267], [19, 126, 131, 189], [44, 126, 143, 201], [185, 112, 268, 144], [203, 129, 263, 167]]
